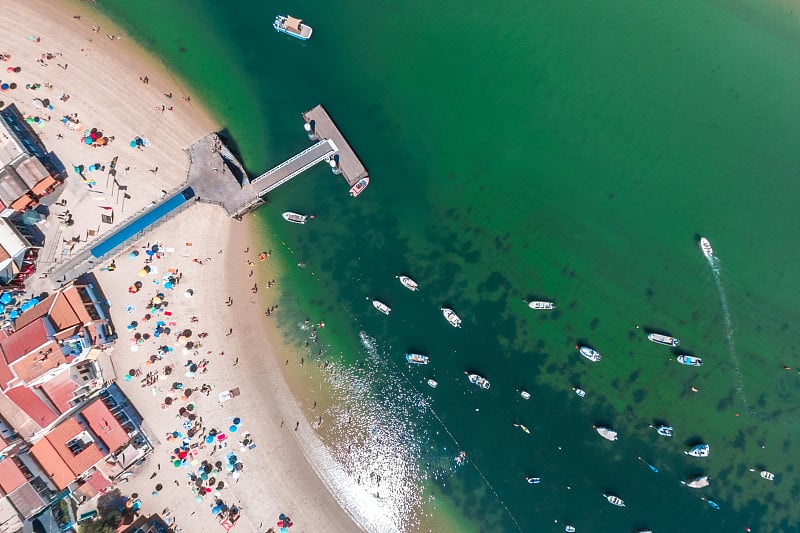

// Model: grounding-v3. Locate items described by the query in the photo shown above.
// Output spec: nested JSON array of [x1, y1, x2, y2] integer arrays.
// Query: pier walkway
[[251, 138, 336, 194]]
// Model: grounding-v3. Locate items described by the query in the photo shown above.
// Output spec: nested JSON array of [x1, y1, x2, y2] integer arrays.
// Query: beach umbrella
[[173, 459, 182, 467], [233, 417, 241, 425], [128, 250, 139, 258], [229, 425, 237, 432], [0, 293, 12, 305], [205, 435, 213, 444], [84, 136, 92, 145], [130, 139, 137, 148], [165, 397, 173, 405], [217, 433, 226, 441], [31, 98, 43, 109]]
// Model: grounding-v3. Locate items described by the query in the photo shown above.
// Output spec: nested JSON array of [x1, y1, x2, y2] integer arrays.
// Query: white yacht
[[441, 307, 462, 328], [372, 300, 391, 315], [699, 237, 713, 258]]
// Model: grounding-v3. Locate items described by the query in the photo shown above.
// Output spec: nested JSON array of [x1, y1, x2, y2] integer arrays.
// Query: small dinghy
[[572, 387, 586, 397], [685, 443, 710, 457], [520, 390, 531, 400], [578, 345, 601, 362], [681, 475, 710, 489], [397, 275, 419, 291], [653, 424, 674, 437], [525, 476, 541, 484], [603, 493, 625, 507], [760, 471, 775, 481], [595, 426, 618, 441]]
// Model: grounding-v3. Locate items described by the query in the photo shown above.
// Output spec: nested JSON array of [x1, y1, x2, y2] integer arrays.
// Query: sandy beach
[[1, 1, 361, 531]]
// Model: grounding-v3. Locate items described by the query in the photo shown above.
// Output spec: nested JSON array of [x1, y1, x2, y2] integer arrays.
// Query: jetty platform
[[46, 104, 367, 283]]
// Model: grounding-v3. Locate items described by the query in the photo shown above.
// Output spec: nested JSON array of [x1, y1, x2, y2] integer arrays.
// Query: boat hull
[[467, 374, 490, 389], [699, 237, 713, 258], [372, 300, 391, 315], [273, 16, 313, 40], [398, 275, 419, 291], [441, 307, 462, 328], [527, 301, 555, 310], [685, 444, 710, 457], [677, 355, 703, 367], [648, 333, 680, 346], [282, 211, 307, 224], [579, 346, 601, 362], [405, 353, 429, 365]]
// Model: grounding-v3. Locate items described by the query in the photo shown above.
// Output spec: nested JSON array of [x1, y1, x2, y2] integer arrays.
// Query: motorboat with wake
[[349, 177, 369, 197], [647, 332, 680, 346], [526, 300, 555, 310], [359, 331, 374, 350], [282, 211, 309, 224], [699, 237, 713, 258], [405, 353, 429, 365], [652, 424, 674, 437], [273, 15, 313, 40], [681, 475, 710, 489], [514, 423, 530, 434], [397, 275, 419, 291], [595, 426, 618, 441], [372, 300, 391, 315], [578, 345, 601, 362], [466, 372, 490, 389], [441, 307, 462, 328], [685, 443, 710, 457], [702, 498, 720, 510], [638, 456, 659, 473], [760, 470, 775, 481], [603, 493, 625, 507], [677, 355, 703, 367]]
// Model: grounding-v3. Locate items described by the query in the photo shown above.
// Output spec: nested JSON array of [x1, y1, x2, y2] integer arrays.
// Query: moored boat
[[282, 211, 307, 224], [572, 387, 586, 398], [427, 379, 438, 389], [578, 345, 601, 362], [520, 390, 531, 400], [514, 423, 530, 434], [565, 526, 576, 533], [273, 15, 313, 40], [681, 475, 710, 489], [685, 443, 710, 457], [527, 300, 556, 310], [441, 307, 462, 328], [397, 275, 419, 291], [654, 424, 674, 437], [525, 476, 541, 484], [677, 354, 703, 367], [647, 332, 680, 346], [761, 470, 775, 481], [372, 300, 391, 315], [603, 493, 625, 507], [595, 426, 618, 441], [466, 372, 490, 390], [349, 177, 369, 197], [699, 237, 713, 258], [405, 353, 429, 365]]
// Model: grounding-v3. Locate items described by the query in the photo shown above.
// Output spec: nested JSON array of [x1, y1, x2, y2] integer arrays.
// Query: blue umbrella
[[0, 293, 12, 305], [229, 425, 238, 432]]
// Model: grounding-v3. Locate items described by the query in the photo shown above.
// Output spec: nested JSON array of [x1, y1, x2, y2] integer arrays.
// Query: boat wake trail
[[705, 253, 750, 409]]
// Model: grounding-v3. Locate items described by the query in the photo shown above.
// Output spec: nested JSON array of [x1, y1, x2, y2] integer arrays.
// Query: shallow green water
[[98, 0, 800, 530]]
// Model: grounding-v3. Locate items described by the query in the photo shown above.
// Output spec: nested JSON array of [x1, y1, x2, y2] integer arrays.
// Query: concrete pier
[[302, 105, 368, 187]]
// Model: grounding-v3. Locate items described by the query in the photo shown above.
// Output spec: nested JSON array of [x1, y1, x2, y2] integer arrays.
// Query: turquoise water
[[98, 0, 800, 530]]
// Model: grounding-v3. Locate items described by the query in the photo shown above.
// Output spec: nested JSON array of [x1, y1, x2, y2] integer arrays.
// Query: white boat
[[604, 493, 625, 507], [525, 476, 541, 484], [648, 333, 680, 346], [677, 355, 703, 367], [685, 443, 710, 457], [573, 387, 586, 398], [699, 237, 713, 258], [372, 300, 391, 315], [527, 300, 555, 310], [427, 379, 438, 389], [397, 275, 419, 291], [595, 426, 618, 441], [655, 425, 674, 437], [405, 353, 429, 365], [441, 307, 462, 328], [273, 15, 313, 40], [520, 390, 531, 400], [282, 211, 307, 224], [349, 177, 369, 197], [681, 475, 710, 489], [760, 471, 775, 481], [578, 346, 601, 362], [565, 527, 576, 533], [466, 373, 490, 390]]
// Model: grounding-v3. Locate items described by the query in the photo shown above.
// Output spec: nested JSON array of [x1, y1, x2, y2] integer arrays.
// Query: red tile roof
[[30, 417, 106, 490], [29, 438, 74, 490], [1, 318, 49, 364], [81, 399, 128, 452], [39, 371, 78, 414], [85, 469, 111, 493], [4, 386, 57, 427], [10, 341, 64, 383], [0, 354, 13, 390], [0, 457, 27, 494]]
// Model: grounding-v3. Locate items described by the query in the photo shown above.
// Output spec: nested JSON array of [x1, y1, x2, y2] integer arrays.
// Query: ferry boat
[[372, 300, 391, 315], [578, 345, 602, 362], [466, 372, 490, 390], [681, 475, 710, 489], [405, 353, 429, 365], [761, 471, 775, 481], [349, 177, 369, 197], [527, 300, 555, 310], [677, 355, 703, 367], [699, 237, 713, 258], [654, 425, 674, 437], [427, 379, 438, 389], [603, 493, 625, 507], [441, 307, 462, 328], [397, 275, 419, 291], [647, 333, 680, 346], [273, 15, 313, 40], [595, 426, 618, 441], [685, 443, 710, 457], [282, 211, 307, 224]]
